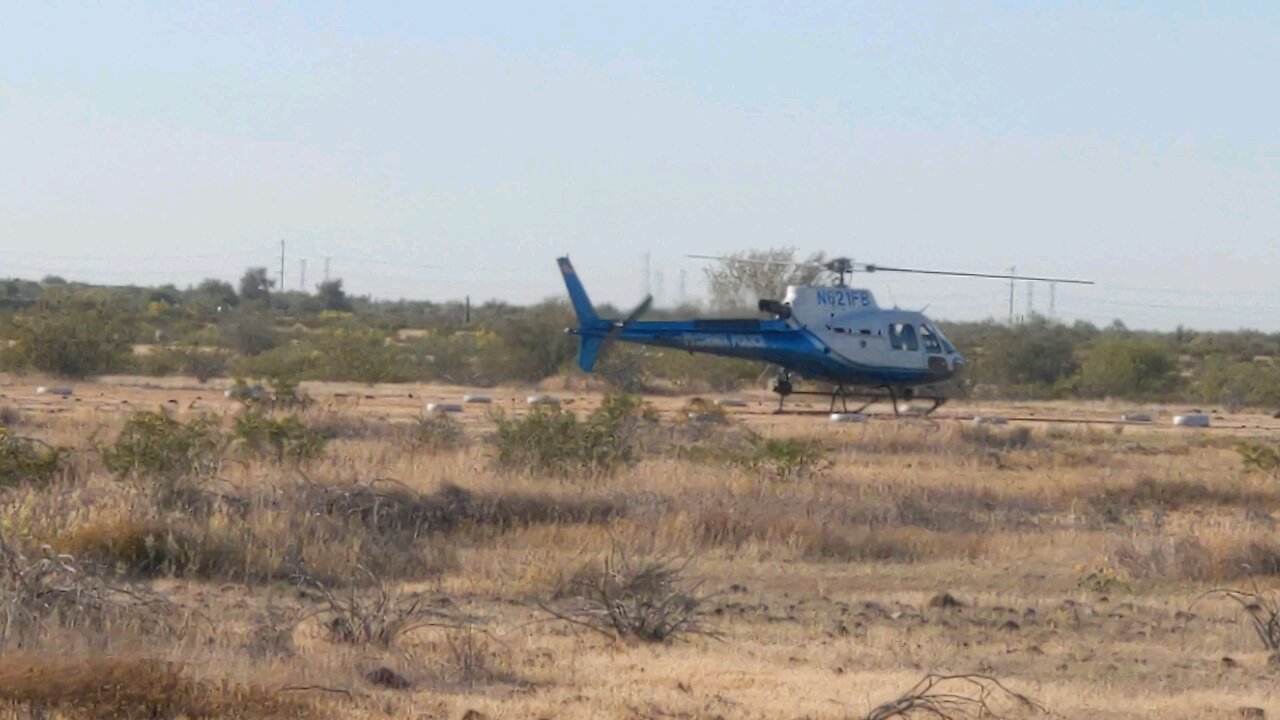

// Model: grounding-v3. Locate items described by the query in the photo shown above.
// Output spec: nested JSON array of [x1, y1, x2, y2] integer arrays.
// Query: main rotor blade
[[620, 295, 653, 326], [863, 264, 1093, 285], [600, 294, 654, 357], [684, 253, 826, 269]]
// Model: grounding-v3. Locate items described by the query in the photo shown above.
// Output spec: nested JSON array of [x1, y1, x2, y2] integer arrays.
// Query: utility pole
[[1026, 281, 1034, 319], [299, 258, 307, 290], [1049, 282, 1057, 319], [279, 240, 286, 292], [323, 257, 331, 282], [678, 269, 687, 304], [1007, 266, 1016, 325], [643, 253, 652, 297]]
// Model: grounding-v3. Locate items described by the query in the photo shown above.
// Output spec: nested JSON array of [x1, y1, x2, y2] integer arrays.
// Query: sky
[[2, 1, 1278, 330]]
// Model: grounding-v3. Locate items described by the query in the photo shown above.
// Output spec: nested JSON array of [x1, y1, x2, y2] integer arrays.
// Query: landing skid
[[771, 381, 947, 417]]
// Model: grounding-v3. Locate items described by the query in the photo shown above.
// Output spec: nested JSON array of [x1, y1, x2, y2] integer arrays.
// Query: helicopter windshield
[[919, 325, 942, 354], [924, 323, 955, 355]]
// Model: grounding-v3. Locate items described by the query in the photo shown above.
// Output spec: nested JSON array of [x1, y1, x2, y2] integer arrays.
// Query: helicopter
[[557, 254, 1092, 414]]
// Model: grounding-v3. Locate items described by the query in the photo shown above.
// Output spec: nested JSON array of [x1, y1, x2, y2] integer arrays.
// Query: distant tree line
[[1, 261, 1279, 407]]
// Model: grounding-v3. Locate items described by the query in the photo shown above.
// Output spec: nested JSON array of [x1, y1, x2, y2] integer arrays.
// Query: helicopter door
[[888, 323, 927, 370], [888, 323, 919, 352], [825, 324, 891, 367]]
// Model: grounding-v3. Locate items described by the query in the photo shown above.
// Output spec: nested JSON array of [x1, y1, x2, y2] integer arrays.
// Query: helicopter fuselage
[[558, 257, 966, 390]]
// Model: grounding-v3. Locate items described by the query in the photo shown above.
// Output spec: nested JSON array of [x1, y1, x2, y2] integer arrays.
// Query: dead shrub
[[1084, 477, 1275, 526], [1191, 587, 1280, 651], [52, 517, 245, 580], [441, 626, 516, 688], [960, 424, 1033, 451], [295, 567, 456, 648], [308, 480, 621, 539], [542, 546, 719, 643], [696, 508, 986, 563], [404, 414, 468, 453], [680, 397, 729, 424], [0, 536, 173, 645], [0, 654, 317, 719], [1112, 531, 1280, 582], [0, 406, 25, 428], [300, 412, 382, 441], [864, 673, 1044, 719], [890, 488, 1049, 533]]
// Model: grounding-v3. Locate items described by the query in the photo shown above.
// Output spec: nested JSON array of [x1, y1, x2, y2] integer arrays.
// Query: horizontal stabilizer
[[578, 335, 605, 372]]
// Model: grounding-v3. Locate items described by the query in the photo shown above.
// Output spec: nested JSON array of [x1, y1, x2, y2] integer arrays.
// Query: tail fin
[[558, 256, 605, 371], [557, 257, 599, 325]]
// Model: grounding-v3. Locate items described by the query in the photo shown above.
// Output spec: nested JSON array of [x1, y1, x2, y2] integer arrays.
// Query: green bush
[[473, 301, 577, 384], [218, 309, 279, 356], [493, 394, 643, 475], [1237, 441, 1280, 476], [681, 430, 826, 480], [1195, 357, 1280, 410], [232, 411, 328, 463], [1076, 338, 1178, 399], [961, 317, 1082, 398], [307, 325, 412, 383], [0, 430, 65, 487], [226, 374, 310, 410], [735, 433, 826, 480], [133, 347, 230, 382], [1, 293, 133, 378], [102, 412, 225, 478]]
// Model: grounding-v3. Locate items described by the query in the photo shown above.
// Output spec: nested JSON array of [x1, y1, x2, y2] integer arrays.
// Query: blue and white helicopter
[[558, 255, 1091, 414]]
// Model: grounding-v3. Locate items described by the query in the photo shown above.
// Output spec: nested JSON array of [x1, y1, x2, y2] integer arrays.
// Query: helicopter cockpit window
[[889, 323, 919, 351], [919, 325, 942, 354], [928, 324, 956, 354]]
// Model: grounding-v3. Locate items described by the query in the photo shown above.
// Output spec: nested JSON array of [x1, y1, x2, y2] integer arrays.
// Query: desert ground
[[4, 373, 1280, 719]]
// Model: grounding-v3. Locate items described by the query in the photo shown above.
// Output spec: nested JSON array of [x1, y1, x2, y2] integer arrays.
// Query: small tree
[[316, 279, 352, 312], [193, 278, 238, 309], [703, 247, 826, 311], [219, 309, 279, 357], [238, 267, 274, 303]]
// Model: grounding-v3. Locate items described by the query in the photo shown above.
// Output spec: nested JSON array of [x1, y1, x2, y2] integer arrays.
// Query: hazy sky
[[3, 2, 1278, 330]]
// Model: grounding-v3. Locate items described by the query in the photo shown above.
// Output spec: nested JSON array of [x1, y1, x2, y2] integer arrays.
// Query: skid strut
[[770, 382, 948, 416]]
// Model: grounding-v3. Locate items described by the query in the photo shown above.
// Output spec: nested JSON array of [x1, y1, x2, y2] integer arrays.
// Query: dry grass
[[7, 378, 1280, 718], [0, 654, 318, 719]]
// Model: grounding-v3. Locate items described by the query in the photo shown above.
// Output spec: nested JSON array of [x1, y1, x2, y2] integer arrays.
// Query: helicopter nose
[[951, 353, 967, 373]]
